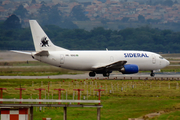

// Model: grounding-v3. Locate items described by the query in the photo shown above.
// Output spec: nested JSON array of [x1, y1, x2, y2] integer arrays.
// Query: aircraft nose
[[165, 59, 170, 66]]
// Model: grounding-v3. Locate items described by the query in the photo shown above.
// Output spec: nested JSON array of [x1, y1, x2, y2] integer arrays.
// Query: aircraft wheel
[[89, 72, 96, 77], [150, 72, 155, 77], [103, 72, 110, 77]]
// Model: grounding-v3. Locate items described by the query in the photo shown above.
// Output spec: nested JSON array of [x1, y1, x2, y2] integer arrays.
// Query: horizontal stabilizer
[[11, 50, 31, 55], [35, 51, 49, 56]]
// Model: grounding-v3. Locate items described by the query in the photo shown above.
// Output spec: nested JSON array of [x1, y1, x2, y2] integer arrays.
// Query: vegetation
[[0, 22, 180, 53], [0, 61, 83, 76], [0, 61, 48, 66], [2, 14, 21, 29], [1, 79, 180, 119], [153, 111, 180, 120]]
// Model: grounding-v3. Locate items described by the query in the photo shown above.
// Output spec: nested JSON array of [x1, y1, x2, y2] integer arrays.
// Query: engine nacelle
[[120, 64, 139, 74]]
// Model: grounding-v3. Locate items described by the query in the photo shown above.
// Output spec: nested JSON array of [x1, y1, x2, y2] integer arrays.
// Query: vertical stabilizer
[[29, 20, 69, 52]]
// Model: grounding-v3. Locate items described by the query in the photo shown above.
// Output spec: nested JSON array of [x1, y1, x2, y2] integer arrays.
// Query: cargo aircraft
[[12, 20, 170, 77]]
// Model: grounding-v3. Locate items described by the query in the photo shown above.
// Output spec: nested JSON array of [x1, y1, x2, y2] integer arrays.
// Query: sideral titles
[[124, 53, 149, 58]]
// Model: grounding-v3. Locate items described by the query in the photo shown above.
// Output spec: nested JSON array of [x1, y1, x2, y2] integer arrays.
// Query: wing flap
[[92, 61, 127, 70]]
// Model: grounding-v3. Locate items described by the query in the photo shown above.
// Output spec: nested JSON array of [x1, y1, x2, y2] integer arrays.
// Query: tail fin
[[29, 20, 69, 52]]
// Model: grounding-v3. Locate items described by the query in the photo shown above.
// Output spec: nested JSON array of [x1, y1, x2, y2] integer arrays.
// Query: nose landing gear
[[150, 70, 155, 77]]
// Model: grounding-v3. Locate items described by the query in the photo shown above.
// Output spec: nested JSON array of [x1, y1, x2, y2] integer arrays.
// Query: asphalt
[[0, 72, 180, 80]]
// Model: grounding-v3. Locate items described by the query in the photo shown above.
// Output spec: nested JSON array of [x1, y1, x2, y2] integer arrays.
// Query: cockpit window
[[159, 56, 164, 59]]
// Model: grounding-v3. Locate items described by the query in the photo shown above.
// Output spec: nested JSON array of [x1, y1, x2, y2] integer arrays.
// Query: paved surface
[[1, 72, 180, 80]]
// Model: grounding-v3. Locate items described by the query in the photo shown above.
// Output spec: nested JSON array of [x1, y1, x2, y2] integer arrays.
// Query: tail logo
[[40, 37, 49, 47]]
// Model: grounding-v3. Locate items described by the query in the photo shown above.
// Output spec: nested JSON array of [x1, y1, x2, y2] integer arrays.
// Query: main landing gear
[[89, 71, 110, 77], [150, 70, 155, 77], [103, 72, 110, 77], [89, 71, 96, 77]]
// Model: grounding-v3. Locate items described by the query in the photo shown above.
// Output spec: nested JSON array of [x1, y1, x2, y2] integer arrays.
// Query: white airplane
[[13, 20, 170, 77]]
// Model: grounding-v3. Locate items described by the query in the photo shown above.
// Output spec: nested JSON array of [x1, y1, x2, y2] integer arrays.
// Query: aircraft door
[[60, 54, 65, 64], [152, 54, 156, 64]]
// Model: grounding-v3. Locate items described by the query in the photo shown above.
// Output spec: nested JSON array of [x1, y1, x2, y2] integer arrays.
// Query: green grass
[[1, 79, 180, 119], [0, 61, 47, 66], [0, 67, 75, 76], [161, 66, 180, 72], [152, 111, 180, 120], [32, 97, 180, 120], [0, 67, 80, 76], [0, 61, 83, 76]]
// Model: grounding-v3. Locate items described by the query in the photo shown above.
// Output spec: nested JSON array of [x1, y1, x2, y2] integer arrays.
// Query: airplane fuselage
[[32, 50, 169, 72]]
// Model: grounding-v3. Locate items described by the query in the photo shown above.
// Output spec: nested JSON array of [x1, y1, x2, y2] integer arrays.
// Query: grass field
[[0, 61, 83, 76], [1, 79, 180, 120]]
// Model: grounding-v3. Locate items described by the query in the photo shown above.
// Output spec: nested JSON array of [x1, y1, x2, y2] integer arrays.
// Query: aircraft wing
[[92, 61, 127, 70]]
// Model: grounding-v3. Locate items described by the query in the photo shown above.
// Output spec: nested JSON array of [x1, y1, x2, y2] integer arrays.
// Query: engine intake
[[120, 64, 139, 74]]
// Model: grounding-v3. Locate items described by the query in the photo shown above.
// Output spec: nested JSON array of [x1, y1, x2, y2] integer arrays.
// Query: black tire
[[103, 72, 110, 77], [150, 73, 155, 77], [89, 72, 96, 77]]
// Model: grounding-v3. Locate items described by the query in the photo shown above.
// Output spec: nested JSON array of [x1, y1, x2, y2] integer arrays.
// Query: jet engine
[[120, 64, 139, 74]]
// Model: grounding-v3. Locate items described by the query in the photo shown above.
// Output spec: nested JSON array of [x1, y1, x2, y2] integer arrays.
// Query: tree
[[148, 0, 152, 5], [31, 0, 36, 4], [37, 4, 50, 25], [163, 0, 173, 7], [3, 14, 21, 29], [48, 5, 63, 25], [37, 3, 78, 29], [138, 15, 145, 23], [69, 0, 78, 2], [174, 0, 178, 4], [60, 18, 78, 29], [40, 1, 47, 5], [38, 4, 50, 14], [147, 19, 161, 24], [121, 17, 129, 22], [70, 5, 89, 21], [101, 19, 107, 24], [13, 4, 28, 18]]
